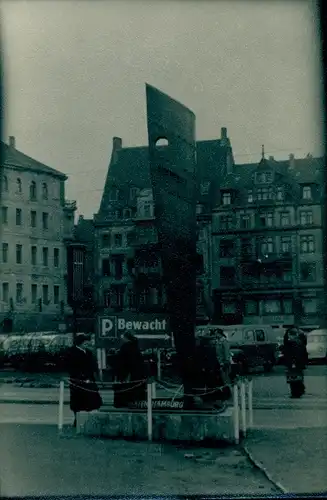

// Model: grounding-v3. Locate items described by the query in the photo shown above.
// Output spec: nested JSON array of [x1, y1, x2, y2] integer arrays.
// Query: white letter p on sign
[[102, 318, 113, 337]]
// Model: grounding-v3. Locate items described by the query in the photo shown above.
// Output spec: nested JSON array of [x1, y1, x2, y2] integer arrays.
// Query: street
[[0, 365, 326, 495]]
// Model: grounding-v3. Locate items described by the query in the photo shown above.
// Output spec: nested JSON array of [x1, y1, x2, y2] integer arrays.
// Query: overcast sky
[[1, 0, 324, 218]]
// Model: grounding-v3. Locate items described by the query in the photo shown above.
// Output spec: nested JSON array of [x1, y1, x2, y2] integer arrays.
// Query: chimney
[[113, 137, 122, 151], [269, 156, 274, 161], [9, 136, 15, 148], [221, 127, 227, 140], [289, 153, 295, 169]]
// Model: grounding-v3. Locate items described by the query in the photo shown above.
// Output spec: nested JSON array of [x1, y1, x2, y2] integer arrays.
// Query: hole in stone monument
[[155, 137, 169, 147]]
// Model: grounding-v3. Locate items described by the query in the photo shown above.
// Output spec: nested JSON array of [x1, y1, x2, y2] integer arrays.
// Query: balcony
[[240, 251, 293, 264]]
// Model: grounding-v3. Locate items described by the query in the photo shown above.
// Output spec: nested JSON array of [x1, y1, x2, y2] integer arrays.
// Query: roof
[[1, 141, 67, 179], [98, 139, 229, 217]]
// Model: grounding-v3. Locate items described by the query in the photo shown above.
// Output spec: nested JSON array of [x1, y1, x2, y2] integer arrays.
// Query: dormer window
[[130, 187, 138, 200], [222, 192, 232, 206], [247, 190, 254, 203], [255, 171, 273, 184], [200, 182, 210, 195], [109, 189, 119, 201], [30, 181, 37, 200], [302, 186, 312, 200], [196, 204, 204, 214], [123, 208, 132, 218]]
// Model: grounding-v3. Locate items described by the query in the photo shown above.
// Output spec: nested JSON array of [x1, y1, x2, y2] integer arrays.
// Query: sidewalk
[[244, 428, 327, 494], [0, 424, 280, 496]]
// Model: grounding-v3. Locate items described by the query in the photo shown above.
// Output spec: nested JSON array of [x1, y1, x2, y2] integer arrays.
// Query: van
[[306, 329, 327, 363], [196, 324, 278, 372]]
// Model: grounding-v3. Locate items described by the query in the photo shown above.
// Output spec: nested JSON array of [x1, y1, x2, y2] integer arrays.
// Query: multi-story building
[[0, 136, 76, 332], [93, 129, 233, 334], [212, 151, 324, 331]]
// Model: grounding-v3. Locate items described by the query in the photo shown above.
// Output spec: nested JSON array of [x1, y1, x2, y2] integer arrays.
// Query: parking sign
[[100, 317, 117, 337]]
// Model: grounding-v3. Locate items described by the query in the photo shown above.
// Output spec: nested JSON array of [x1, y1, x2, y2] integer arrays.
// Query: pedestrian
[[114, 332, 147, 406], [66, 333, 103, 428], [283, 326, 308, 397]]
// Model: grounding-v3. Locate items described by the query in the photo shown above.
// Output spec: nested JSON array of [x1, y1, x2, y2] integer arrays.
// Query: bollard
[[157, 349, 162, 380], [147, 381, 153, 441], [97, 348, 103, 382], [233, 382, 240, 445], [58, 380, 64, 432], [247, 378, 253, 428], [240, 380, 247, 436], [152, 380, 157, 399]]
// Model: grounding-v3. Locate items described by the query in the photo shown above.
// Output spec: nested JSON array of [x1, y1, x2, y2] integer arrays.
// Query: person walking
[[66, 333, 103, 428], [283, 326, 308, 397], [113, 332, 147, 406]]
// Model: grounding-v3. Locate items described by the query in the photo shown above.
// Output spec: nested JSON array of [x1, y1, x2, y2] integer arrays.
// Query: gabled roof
[[98, 138, 229, 217], [1, 141, 67, 179]]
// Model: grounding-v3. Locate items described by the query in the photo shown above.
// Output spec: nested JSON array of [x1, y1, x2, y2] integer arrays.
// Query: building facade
[[0, 137, 76, 332], [93, 128, 232, 342], [211, 152, 324, 330]]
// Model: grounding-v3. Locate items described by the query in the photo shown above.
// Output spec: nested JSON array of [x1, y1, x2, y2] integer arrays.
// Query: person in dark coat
[[66, 334, 103, 427], [283, 326, 308, 370], [114, 332, 147, 406]]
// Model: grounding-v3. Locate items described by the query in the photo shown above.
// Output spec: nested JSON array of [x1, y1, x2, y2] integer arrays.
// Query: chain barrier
[[66, 378, 147, 394]]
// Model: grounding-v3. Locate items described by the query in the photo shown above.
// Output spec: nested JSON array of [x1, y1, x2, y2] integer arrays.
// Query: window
[[241, 239, 253, 258], [111, 285, 124, 308], [143, 202, 152, 217], [222, 192, 232, 205], [127, 232, 134, 246], [2, 206, 8, 224], [31, 284, 37, 304], [43, 247, 49, 266], [300, 235, 315, 253], [2, 283, 9, 303], [30, 181, 37, 200], [112, 256, 123, 279], [260, 237, 274, 255], [219, 240, 235, 258], [255, 330, 265, 341], [42, 285, 49, 304], [123, 208, 132, 218], [280, 212, 290, 226], [255, 171, 273, 184], [276, 187, 284, 201], [30, 211, 37, 227], [300, 262, 316, 282], [300, 211, 313, 226], [220, 215, 234, 230], [2, 175, 8, 192], [240, 214, 251, 229], [257, 187, 273, 200], [259, 212, 273, 227], [220, 266, 236, 286], [281, 237, 291, 254], [127, 288, 136, 309], [302, 298, 317, 314], [102, 258, 111, 277], [282, 299, 293, 314], [16, 244, 22, 264], [114, 233, 122, 247], [42, 183, 48, 200], [103, 289, 111, 308], [16, 283, 23, 303], [247, 190, 254, 203], [149, 287, 160, 306], [130, 187, 138, 200], [196, 204, 204, 214], [264, 299, 281, 314], [200, 182, 210, 195], [54, 248, 59, 267], [16, 178, 22, 193], [282, 267, 292, 282], [302, 186, 312, 200], [102, 233, 110, 248], [109, 189, 119, 201], [245, 300, 258, 315], [54, 285, 60, 304], [222, 302, 237, 314], [42, 212, 49, 230], [16, 208, 22, 226], [2, 243, 8, 263], [31, 246, 37, 265]]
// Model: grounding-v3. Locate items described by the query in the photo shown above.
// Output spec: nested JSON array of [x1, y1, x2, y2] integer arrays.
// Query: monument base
[[78, 407, 235, 444]]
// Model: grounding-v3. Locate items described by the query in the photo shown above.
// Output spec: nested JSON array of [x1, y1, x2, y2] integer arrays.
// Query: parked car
[[306, 329, 327, 364], [230, 348, 248, 380]]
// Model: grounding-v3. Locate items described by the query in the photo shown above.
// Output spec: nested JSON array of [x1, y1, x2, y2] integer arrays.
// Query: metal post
[[97, 348, 103, 381], [247, 378, 253, 428], [72, 303, 78, 346], [58, 380, 64, 432], [152, 380, 157, 399], [157, 349, 162, 380], [147, 381, 153, 441], [233, 382, 240, 445], [240, 380, 247, 436]]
